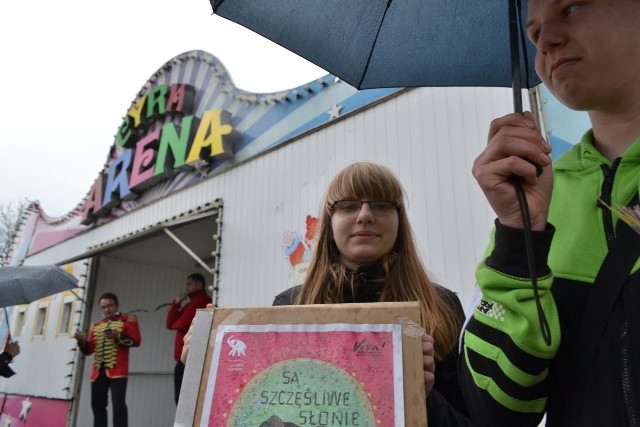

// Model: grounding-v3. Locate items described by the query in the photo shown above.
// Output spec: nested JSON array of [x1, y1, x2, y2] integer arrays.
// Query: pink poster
[[200, 323, 404, 426]]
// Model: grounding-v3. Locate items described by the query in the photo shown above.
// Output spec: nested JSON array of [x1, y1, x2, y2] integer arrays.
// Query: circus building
[[0, 50, 585, 426]]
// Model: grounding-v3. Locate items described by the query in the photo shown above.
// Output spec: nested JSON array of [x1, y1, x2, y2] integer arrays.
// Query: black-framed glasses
[[329, 200, 399, 215]]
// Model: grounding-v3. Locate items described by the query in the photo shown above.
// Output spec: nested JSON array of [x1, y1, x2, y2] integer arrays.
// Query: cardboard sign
[[175, 302, 426, 426]]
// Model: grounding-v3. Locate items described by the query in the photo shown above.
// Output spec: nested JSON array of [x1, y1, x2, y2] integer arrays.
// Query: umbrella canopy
[[0, 265, 79, 308], [210, 0, 539, 110]]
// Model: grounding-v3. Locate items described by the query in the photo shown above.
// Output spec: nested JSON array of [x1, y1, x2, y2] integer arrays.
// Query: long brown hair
[[297, 162, 460, 360]]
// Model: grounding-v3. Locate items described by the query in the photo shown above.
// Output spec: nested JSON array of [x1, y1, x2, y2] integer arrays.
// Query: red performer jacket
[[79, 313, 141, 381], [166, 289, 211, 361]]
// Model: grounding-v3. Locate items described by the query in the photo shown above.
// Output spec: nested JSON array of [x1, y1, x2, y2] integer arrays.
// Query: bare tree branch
[[0, 201, 27, 266]]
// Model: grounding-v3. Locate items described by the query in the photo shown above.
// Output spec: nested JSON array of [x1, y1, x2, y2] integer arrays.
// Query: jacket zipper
[[599, 160, 620, 247]]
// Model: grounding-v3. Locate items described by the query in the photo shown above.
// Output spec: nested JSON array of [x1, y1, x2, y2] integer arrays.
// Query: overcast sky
[[0, 0, 326, 216]]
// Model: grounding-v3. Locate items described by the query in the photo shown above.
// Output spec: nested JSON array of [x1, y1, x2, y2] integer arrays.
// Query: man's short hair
[[187, 273, 206, 288], [99, 292, 119, 307]]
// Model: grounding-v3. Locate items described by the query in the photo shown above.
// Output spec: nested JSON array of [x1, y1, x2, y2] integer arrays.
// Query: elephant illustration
[[227, 335, 247, 356]]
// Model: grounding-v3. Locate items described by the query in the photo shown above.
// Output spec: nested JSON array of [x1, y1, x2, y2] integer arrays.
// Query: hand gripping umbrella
[[208, 0, 551, 345]]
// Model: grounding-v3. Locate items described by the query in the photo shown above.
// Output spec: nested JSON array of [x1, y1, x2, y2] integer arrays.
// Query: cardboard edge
[[174, 308, 214, 427]]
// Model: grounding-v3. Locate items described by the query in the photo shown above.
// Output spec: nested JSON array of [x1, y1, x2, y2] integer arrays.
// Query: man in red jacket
[[166, 273, 211, 404], [75, 292, 141, 427]]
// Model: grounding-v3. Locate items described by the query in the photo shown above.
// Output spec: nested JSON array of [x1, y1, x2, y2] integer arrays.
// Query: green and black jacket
[[460, 132, 640, 426]]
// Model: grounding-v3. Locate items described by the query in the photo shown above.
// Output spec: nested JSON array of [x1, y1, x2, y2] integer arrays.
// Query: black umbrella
[[209, 0, 539, 112], [1, 265, 80, 341], [0, 265, 79, 308]]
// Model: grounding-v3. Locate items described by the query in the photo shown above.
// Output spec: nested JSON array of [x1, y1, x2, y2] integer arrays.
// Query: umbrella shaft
[[509, 0, 523, 113]]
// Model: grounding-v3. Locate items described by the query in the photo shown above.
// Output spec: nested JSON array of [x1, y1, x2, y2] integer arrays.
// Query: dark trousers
[[174, 361, 185, 404], [91, 369, 128, 427]]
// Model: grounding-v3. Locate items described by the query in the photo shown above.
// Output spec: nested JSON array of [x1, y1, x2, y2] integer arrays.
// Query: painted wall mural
[[283, 215, 319, 287]]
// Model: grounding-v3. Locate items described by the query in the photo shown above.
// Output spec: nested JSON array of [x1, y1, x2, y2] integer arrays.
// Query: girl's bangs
[[327, 164, 403, 203]]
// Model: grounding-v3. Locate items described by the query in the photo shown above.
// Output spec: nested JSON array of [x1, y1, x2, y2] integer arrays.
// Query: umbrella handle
[[3, 309, 11, 342]]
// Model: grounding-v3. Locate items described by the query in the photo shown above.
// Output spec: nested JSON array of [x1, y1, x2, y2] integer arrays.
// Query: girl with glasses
[[273, 161, 471, 426]]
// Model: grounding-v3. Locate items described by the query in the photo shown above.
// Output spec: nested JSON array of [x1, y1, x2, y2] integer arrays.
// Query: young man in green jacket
[[460, 0, 640, 425]]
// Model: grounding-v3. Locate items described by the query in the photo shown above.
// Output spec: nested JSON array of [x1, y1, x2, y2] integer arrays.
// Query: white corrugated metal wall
[[22, 88, 505, 307], [212, 86, 524, 309], [22, 86, 526, 425]]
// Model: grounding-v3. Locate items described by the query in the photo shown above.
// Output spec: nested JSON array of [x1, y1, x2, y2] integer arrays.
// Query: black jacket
[[273, 266, 473, 426], [0, 351, 15, 378]]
